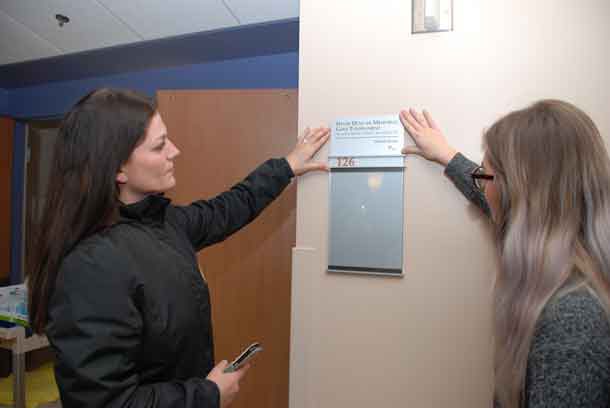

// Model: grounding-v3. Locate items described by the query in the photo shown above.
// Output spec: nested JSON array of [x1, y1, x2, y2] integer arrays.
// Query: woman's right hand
[[399, 109, 457, 166], [206, 360, 250, 407]]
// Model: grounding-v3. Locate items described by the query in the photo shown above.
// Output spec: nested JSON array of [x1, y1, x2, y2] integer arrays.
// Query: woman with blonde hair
[[401, 100, 610, 407]]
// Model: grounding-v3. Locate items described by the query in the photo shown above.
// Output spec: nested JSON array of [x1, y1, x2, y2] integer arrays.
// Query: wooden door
[[24, 123, 60, 284], [157, 90, 297, 408], [0, 118, 14, 285], [25, 127, 41, 278]]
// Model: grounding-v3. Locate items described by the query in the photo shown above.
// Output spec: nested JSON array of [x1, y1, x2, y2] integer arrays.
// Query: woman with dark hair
[[400, 101, 610, 408], [27, 88, 330, 408]]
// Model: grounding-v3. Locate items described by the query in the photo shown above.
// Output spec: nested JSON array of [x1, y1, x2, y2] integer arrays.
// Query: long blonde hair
[[485, 100, 610, 407]]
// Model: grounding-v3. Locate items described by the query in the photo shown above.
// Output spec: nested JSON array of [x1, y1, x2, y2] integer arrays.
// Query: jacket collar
[[119, 194, 170, 224]]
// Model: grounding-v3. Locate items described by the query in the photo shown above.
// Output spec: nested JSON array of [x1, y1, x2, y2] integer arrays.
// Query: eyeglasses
[[471, 165, 494, 193]]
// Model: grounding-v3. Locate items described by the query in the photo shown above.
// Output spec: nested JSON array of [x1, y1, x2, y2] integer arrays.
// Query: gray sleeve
[[443, 152, 490, 216], [525, 291, 610, 408]]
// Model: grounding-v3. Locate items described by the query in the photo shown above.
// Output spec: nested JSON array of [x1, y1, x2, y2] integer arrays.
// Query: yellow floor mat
[[0, 362, 59, 408]]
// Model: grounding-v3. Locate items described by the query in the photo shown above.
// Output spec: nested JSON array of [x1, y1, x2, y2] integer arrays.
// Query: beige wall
[[291, 0, 610, 407]]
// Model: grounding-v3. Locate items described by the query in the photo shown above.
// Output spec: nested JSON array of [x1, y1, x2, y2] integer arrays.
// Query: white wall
[[291, 0, 610, 407]]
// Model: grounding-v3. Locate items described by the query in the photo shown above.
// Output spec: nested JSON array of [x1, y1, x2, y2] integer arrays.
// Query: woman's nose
[[168, 139, 180, 159]]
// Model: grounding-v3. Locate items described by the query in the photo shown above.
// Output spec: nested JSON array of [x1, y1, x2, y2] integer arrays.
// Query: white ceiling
[[0, 0, 299, 66]]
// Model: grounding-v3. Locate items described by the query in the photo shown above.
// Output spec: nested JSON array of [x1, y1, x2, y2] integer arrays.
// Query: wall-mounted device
[[327, 116, 405, 277], [412, 0, 453, 34]]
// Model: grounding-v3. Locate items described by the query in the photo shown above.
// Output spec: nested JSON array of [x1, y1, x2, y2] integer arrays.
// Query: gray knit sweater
[[445, 152, 610, 407]]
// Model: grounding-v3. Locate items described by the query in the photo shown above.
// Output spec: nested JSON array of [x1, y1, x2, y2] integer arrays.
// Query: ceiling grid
[[93, 0, 144, 41], [0, 0, 299, 67]]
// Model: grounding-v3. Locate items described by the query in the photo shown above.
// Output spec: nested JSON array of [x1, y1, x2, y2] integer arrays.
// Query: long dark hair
[[27, 88, 156, 333]]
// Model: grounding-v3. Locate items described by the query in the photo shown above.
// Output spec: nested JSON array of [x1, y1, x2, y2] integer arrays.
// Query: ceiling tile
[[0, 9, 60, 65], [224, 0, 299, 24], [0, 0, 141, 53], [97, 0, 239, 40]]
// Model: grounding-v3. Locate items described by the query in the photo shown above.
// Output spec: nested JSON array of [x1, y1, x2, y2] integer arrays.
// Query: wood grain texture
[[157, 90, 297, 408]]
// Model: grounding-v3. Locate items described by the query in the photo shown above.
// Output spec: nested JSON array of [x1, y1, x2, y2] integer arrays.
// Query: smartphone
[[223, 342, 263, 373]]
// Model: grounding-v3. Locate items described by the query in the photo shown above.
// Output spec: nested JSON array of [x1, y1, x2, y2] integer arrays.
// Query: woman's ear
[[116, 170, 128, 184]]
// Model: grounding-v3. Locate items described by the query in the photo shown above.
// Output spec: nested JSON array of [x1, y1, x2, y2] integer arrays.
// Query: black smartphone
[[223, 342, 263, 373]]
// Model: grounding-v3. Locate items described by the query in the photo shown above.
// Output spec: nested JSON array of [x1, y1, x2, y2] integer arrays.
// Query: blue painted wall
[[7, 51, 299, 283], [8, 52, 298, 119], [0, 19, 298, 90]]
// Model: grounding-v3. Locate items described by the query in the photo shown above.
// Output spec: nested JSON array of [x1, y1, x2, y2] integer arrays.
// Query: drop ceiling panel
[[97, 0, 239, 40], [224, 0, 299, 24], [0, 0, 141, 53], [0, 10, 60, 65]]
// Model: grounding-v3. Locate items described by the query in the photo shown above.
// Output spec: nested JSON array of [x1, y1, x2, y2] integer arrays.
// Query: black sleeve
[[170, 158, 294, 251], [443, 152, 491, 216], [525, 292, 610, 408], [46, 242, 220, 408]]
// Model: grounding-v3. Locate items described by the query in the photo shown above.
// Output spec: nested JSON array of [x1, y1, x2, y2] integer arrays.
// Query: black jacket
[[46, 158, 294, 407]]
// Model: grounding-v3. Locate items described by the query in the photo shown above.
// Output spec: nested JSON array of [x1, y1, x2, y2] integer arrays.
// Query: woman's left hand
[[286, 126, 331, 176]]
